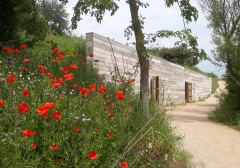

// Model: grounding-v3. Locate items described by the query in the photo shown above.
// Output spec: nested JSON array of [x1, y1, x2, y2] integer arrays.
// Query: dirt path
[[169, 81, 240, 168]]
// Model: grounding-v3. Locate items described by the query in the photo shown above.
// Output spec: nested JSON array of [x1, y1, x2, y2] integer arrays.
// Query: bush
[[210, 73, 240, 127]]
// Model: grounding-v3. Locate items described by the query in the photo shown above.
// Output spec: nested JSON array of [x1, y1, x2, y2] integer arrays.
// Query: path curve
[[169, 81, 240, 168]]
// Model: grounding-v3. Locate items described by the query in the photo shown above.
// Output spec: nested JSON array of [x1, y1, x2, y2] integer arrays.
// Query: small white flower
[[139, 150, 144, 156], [148, 143, 152, 149], [82, 114, 85, 117], [164, 154, 168, 161], [82, 118, 86, 121], [74, 117, 79, 120]]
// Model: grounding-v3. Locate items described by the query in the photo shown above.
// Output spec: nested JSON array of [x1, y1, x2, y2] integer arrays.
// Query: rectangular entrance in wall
[[185, 82, 192, 103], [151, 76, 159, 102]]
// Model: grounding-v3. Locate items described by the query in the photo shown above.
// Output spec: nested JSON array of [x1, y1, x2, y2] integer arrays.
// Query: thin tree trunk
[[128, 0, 149, 119]]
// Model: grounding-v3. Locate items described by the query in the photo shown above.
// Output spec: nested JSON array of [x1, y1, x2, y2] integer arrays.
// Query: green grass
[[0, 34, 193, 167]]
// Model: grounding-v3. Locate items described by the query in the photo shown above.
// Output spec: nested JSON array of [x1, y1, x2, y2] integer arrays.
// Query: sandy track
[[169, 81, 240, 168]]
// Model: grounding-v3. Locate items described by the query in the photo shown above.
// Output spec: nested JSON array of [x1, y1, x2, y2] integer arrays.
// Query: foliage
[[148, 45, 203, 66], [198, 0, 240, 79], [0, 35, 191, 167], [0, 0, 49, 47], [39, 0, 70, 35], [199, 0, 240, 126], [210, 73, 240, 127]]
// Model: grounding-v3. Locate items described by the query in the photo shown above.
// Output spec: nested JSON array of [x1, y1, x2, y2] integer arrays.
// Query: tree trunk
[[128, 0, 149, 119]]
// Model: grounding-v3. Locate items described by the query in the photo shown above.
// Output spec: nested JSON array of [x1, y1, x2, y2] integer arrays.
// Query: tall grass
[[0, 35, 192, 167]]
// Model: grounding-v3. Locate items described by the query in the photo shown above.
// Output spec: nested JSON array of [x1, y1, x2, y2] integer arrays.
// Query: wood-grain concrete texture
[[86, 32, 212, 104]]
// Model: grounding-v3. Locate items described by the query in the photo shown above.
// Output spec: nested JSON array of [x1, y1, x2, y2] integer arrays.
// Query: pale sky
[[65, 0, 225, 78]]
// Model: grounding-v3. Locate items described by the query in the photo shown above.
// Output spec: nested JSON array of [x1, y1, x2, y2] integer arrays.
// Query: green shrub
[[210, 73, 240, 126]]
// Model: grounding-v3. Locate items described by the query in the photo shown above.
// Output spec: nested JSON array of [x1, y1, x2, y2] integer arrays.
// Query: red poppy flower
[[2, 46, 11, 52], [69, 63, 78, 69], [14, 49, 20, 54], [89, 84, 97, 92], [46, 72, 51, 77], [59, 50, 66, 56], [100, 84, 107, 91], [88, 53, 94, 57], [126, 104, 131, 109], [6, 74, 16, 84], [22, 129, 36, 137], [64, 73, 74, 80], [98, 84, 107, 97], [73, 126, 80, 132], [73, 51, 77, 55], [72, 83, 78, 87], [22, 67, 28, 72], [52, 59, 57, 63], [52, 111, 61, 120], [51, 81, 61, 88], [79, 87, 89, 97], [38, 65, 45, 74], [58, 55, 64, 60], [106, 99, 111, 103], [19, 44, 27, 50], [22, 89, 30, 95], [94, 128, 99, 133], [53, 48, 59, 53], [88, 151, 98, 160], [23, 58, 30, 63], [116, 91, 124, 100], [108, 113, 113, 118], [50, 144, 58, 150], [46, 40, 50, 44], [105, 107, 109, 111], [0, 99, 5, 106], [61, 67, 69, 74], [8, 49, 15, 54], [44, 102, 56, 109], [18, 103, 30, 114], [31, 143, 37, 149], [37, 105, 49, 116], [108, 132, 114, 137], [57, 78, 64, 85], [128, 78, 135, 83], [120, 161, 128, 168]]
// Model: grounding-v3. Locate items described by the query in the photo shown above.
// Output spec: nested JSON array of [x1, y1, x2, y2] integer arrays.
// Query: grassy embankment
[[0, 34, 194, 167]]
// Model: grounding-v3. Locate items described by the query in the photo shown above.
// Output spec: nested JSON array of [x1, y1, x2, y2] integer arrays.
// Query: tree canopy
[[39, 0, 70, 35], [0, 0, 48, 47], [198, 0, 240, 80], [148, 44, 206, 66]]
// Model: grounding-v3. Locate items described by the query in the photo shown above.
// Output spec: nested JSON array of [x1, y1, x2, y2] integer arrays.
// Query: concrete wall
[[86, 32, 212, 104]]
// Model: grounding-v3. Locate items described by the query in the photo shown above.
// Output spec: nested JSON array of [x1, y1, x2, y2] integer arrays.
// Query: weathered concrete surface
[[86, 32, 212, 104]]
